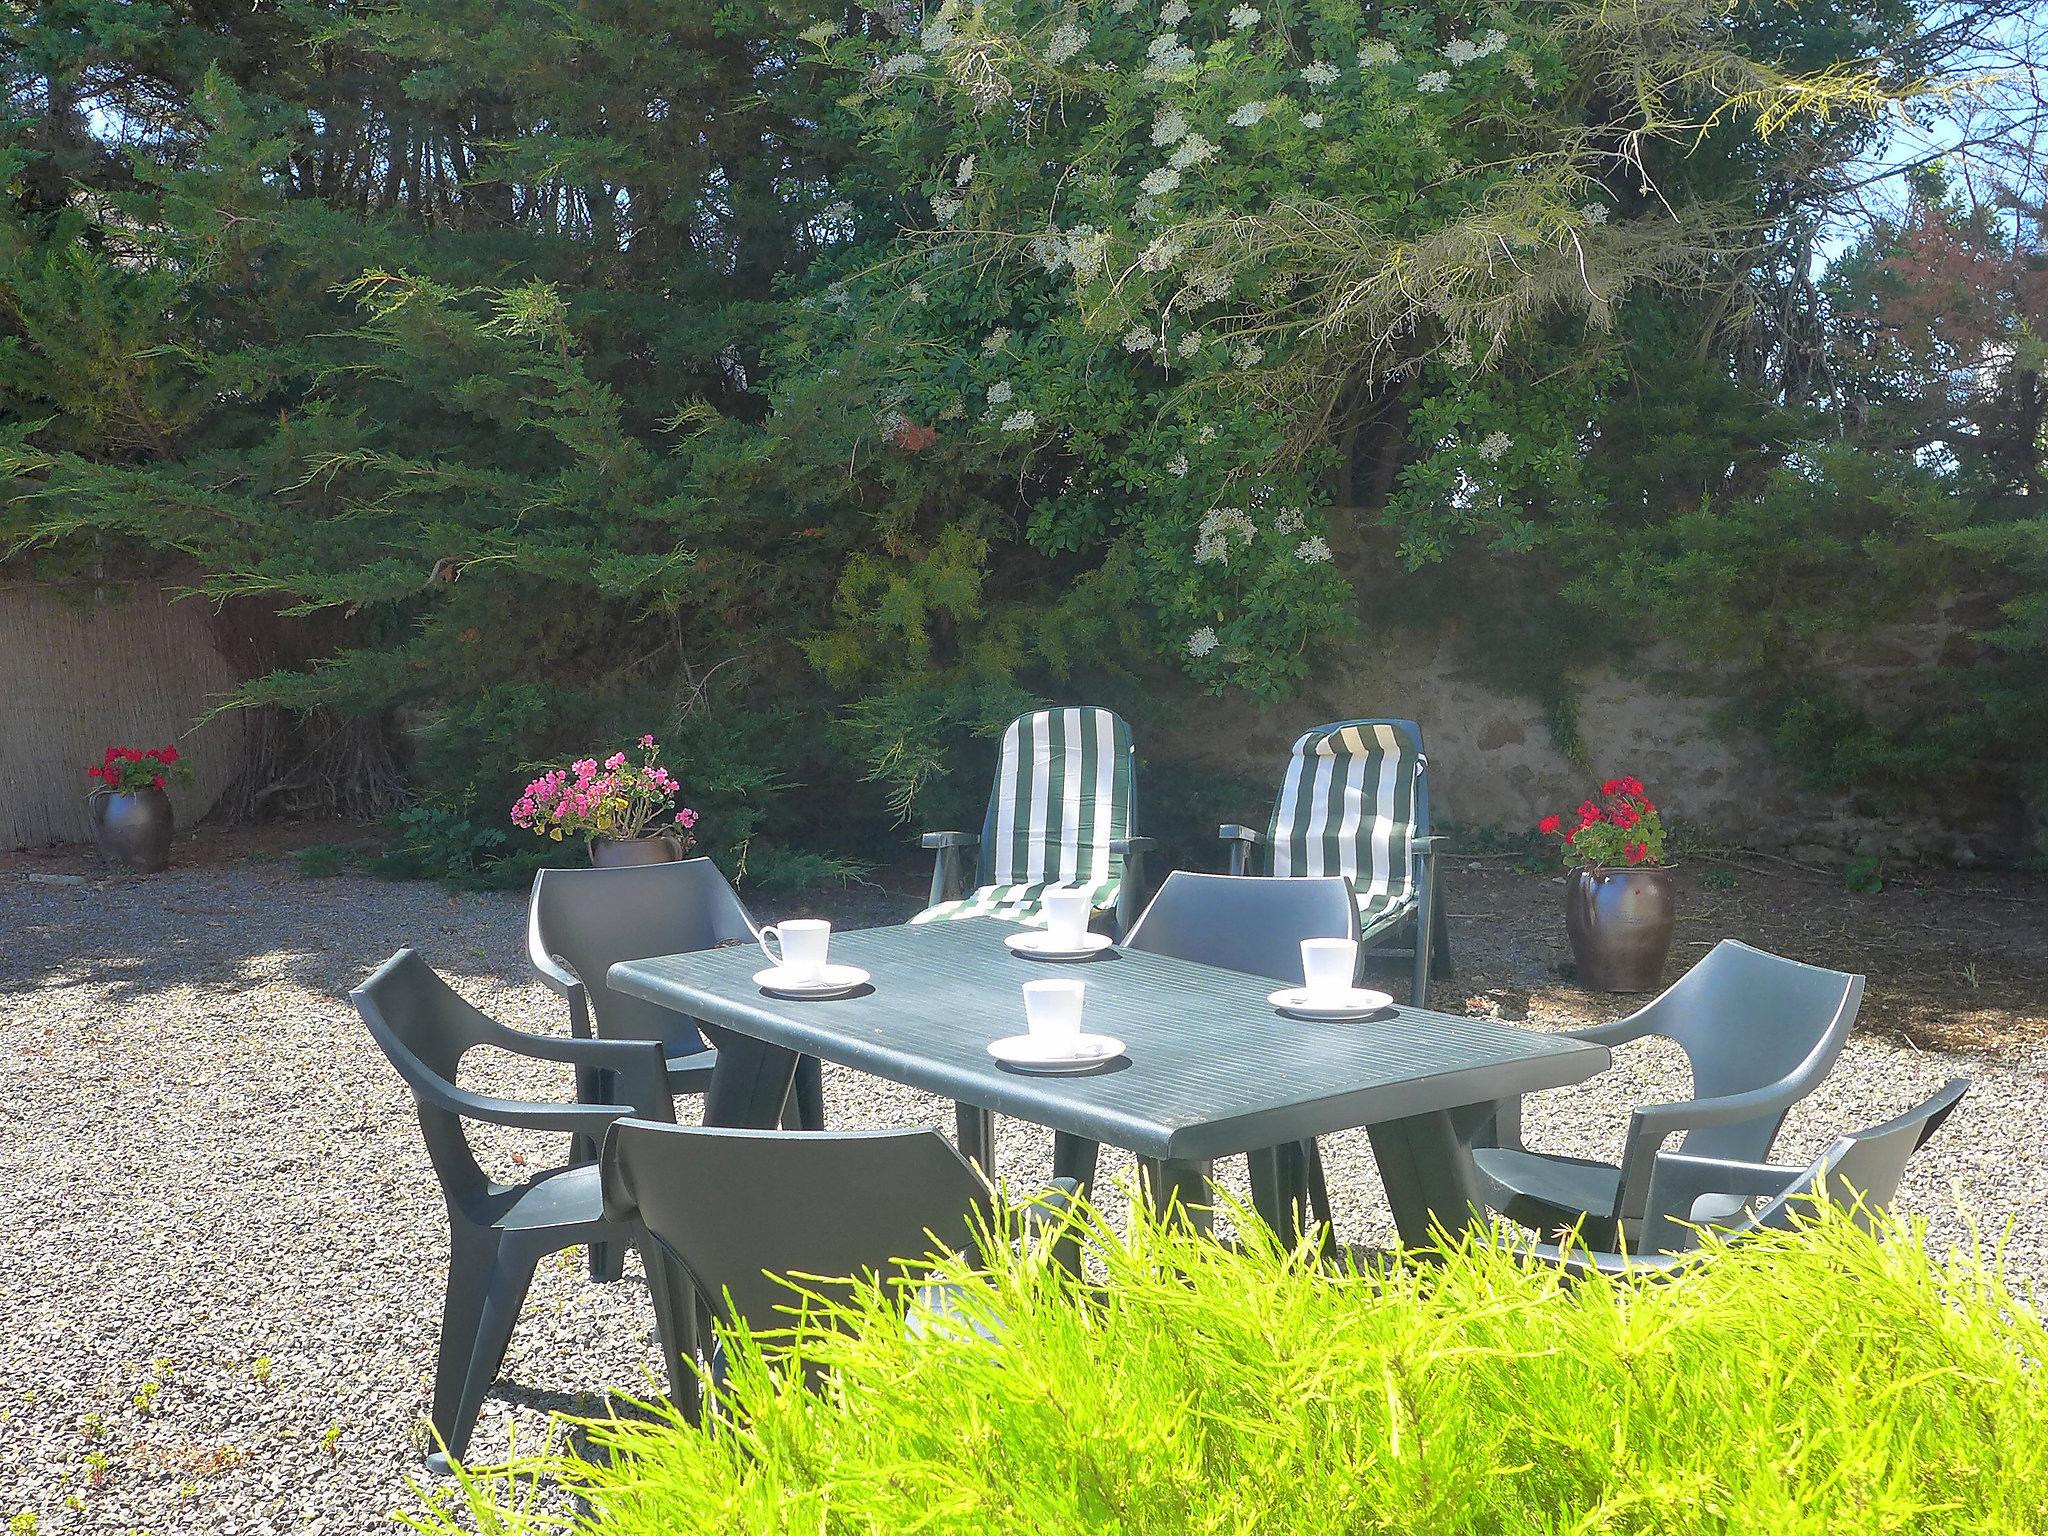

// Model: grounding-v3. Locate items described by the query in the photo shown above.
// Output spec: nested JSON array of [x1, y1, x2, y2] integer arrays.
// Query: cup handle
[[757, 925, 782, 969]]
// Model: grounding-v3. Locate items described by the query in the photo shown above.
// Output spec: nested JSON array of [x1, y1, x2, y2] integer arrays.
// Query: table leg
[[955, 1103, 996, 1175], [782, 1055, 825, 1130], [1246, 1142, 1312, 1249], [1138, 1158, 1215, 1234], [701, 1031, 802, 1130], [1051, 1132, 1098, 1194], [1365, 1109, 1487, 1249]]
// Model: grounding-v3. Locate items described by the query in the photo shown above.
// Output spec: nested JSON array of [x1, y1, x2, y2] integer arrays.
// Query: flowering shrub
[[1538, 776, 1666, 868], [86, 745, 190, 795], [511, 735, 698, 846]]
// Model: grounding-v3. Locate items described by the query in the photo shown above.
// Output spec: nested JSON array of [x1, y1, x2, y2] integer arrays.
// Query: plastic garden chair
[[528, 859, 825, 1141], [351, 949, 674, 1472], [1220, 719, 1448, 1006], [601, 1119, 1075, 1420], [1472, 939, 1863, 1251], [1527, 1077, 1969, 1276], [911, 706, 1152, 939]]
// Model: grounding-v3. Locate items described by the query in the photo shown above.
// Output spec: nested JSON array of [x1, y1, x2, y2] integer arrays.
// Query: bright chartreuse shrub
[[417, 1199, 2046, 1534]]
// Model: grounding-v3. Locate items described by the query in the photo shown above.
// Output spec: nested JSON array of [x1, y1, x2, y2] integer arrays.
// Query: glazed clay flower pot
[[590, 832, 686, 868], [89, 786, 175, 874], [1564, 865, 1676, 992]]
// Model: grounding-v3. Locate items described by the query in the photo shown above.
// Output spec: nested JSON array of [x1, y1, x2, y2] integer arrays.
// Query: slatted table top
[[609, 919, 1609, 1162]]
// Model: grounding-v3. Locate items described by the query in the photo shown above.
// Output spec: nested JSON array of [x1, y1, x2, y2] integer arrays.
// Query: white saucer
[[1005, 930, 1115, 961], [1267, 986, 1396, 1020], [754, 963, 870, 999], [986, 1032, 1126, 1071]]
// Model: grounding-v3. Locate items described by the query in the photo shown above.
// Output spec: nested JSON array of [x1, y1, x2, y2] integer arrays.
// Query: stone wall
[[2, 582, 249, 850], [1151, 618, 2014, 863]]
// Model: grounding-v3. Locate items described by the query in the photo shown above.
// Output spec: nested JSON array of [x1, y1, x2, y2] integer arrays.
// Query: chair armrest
[[527, 904, 593, 1037], [1218, 824, 1262, 844], [1109, 837, 1156, 856], [1561, 1011, 1659, 1048], [1410, 835, 1445, 852], [921, 831, 979, 849], [469, 1019, 674, 1119], [1613, 1080, 1810, 1226], [1640, 1151, 1804, 1253]]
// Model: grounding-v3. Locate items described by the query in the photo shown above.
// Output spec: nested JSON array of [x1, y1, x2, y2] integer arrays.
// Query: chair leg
[[1304, 1138, 1334, 1232], [429, 1227, 495, 1466], [433, 1246, 542, 1470], [638, 1241, 703, 1426], [1430, 889, 1453, 977], [587, 1236, 625, 1284]]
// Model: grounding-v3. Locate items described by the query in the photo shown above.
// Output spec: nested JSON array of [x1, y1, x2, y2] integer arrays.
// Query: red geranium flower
[[1625, 841, 1648, 864], [1601, 778, 1622, 795], [1538, 814, 1562, 835]]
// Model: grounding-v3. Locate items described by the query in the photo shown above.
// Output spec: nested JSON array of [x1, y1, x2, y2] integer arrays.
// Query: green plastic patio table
[[608, 918, 1610, 1245]]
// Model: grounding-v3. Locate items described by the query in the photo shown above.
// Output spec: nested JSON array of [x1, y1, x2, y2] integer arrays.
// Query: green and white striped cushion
[[912, 707, 1133, 927], [1266, 722, 1423, 932]]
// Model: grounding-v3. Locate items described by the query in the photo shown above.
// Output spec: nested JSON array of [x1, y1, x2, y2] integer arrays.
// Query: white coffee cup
[[1022, 978, 1086, 1039], [1042, 886, 1091, 950], [758, 918, 831, 981], [1300, 937, 1359, 1000]]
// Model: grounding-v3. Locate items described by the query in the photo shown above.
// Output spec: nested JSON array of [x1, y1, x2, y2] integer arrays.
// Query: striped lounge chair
[[912, 706, 1152, 940], [1221, 719, 1450, 1005]]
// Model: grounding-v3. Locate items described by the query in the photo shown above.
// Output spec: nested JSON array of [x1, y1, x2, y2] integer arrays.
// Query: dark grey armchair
[[601, 1119, 1074, 1420], [1473, 939, 1863, 1250], [1528, 1077, 1968, 1277], [351, 949, 673, 1471], [527, 858, 825, 1142]]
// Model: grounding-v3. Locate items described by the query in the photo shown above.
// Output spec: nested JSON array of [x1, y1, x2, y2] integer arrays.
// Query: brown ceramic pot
[[589, 832, 686, 868], [1564, 865, 1676, 992], [89, 786, 175, 874]]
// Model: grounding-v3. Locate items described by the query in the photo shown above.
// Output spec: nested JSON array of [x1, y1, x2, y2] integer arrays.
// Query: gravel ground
[[2, 849, 2043, 1533]]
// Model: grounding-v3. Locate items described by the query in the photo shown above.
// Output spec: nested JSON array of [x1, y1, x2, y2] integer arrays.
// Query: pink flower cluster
[[510, 734, 697, 845]]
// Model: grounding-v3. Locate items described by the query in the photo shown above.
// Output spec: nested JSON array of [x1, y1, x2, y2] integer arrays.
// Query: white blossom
[[1197, 424, 1217, 443], [1228, 99, 1268, 128], [1063, 225, 1111, 280], [1140, 166, 1183, 196], [1299, 111, 1323, 129], [1113, 0, 1139, 12], [923, 17, 955, 50], [1168, 132, 1216, 169], [1357, 40, 1397, 66], [932, 193, 963, 223], [1299, 60, 1339, 87], [1476, 430, 1512, 462], [1444, 37, 1480, 65], [907, 282, 929, 304], [1272, 506, 1305, 534], [1416, 70, 1451, 93], [1166, 452, 1190, 477], [955, 155, 976, 186], [1227, 4, 1259, 28], [1160, 0, 1190, 21], [1139, 234, 1183, 272], [1029, 232, 1066, 271], [1508, 53, 1538, 91], [799, 19, 841, 45], [821, 199, 853, 222], [1186, 625, 1220, 658], [982, 327, 1011, 354], [1441, 336, 1474, 367], [986, 380, 1014, 406], [1480, 29, 1508, 54], [881, 51, 929, 76], [1185, 266, 1230, 302], [1046, 21, 1088, 64], [1580, 201, 1609, 225], [1294, 534, 1333, 564], [1144, 32, 1195, 77], [1152, 107, 1190, 146], [1122, 325, 1158, 353], [1195, 506, 1256, 563], [1233, 341, 1264, 368], [1000, 409, 1037, 432], [1177, 330, 1204, 356]]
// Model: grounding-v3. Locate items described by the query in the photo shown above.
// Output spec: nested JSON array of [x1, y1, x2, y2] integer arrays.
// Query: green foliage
[[1844, 853, 1886, 895], [415, 1198, 2048, 1535]]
